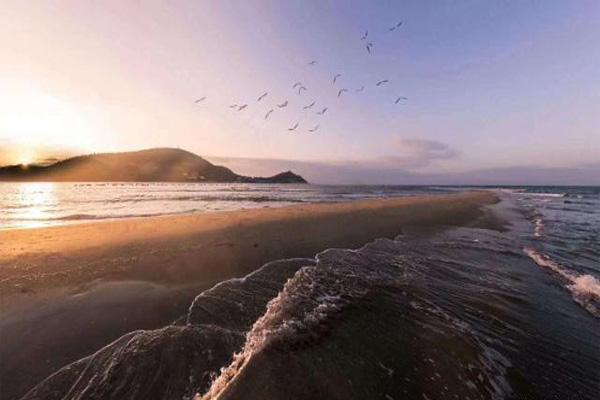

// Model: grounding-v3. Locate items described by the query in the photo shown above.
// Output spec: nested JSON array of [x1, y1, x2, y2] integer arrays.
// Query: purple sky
[[1, 1, 599, 184]]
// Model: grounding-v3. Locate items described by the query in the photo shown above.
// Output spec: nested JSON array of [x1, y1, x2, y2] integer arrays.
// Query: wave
[[21, 258, 312, 400], [521, 192, 566, 198], [10, 212, 171, 222], [203, 237, 515, 400], [533, 217, 544, 238], [524, 248, 600, 317]]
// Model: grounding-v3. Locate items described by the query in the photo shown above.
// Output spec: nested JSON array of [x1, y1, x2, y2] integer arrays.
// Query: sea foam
[[524, 247, 600, 317]]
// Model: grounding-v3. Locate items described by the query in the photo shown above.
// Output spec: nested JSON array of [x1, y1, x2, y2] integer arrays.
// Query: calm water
[[16, 185, 600, 400], [0, 182, 452, 230]]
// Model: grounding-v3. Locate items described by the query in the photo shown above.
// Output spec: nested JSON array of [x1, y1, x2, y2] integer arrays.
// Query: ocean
[[4, 184, 600, 400], [0, 183, 453, 230]]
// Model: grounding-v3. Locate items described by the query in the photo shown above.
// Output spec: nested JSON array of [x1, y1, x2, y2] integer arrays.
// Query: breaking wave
[[524, 248, 600, 317]]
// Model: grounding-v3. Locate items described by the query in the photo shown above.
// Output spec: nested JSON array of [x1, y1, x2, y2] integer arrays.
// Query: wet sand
[[0, 191, 497, 400]]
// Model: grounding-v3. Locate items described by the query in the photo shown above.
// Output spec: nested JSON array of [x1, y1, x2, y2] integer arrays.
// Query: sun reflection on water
[[14, 183, 57, 229]]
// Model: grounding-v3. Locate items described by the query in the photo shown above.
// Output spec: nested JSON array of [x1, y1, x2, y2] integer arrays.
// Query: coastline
[[0, 191, 498, 304], [0, 191, 498, 400]]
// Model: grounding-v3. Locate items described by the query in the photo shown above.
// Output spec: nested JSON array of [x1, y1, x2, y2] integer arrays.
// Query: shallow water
[[205, 193, 599, 400], [20, 189, 600, 400], [512, 186, 600, 317]]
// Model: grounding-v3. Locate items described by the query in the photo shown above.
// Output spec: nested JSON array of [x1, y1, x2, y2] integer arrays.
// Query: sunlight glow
[[14, 183, 57, 229], [17, 151, 35, 166], [0, 81, 108, 163]]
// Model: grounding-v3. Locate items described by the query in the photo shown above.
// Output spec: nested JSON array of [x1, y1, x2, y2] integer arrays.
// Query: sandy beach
[[0, 191, 498, 400], [0, 191, 499, 304]]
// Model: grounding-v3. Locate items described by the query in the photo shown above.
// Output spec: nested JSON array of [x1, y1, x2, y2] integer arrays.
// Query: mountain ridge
[[0, 148, 307, 184]]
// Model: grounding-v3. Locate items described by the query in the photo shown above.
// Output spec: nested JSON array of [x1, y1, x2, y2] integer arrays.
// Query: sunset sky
[[1, 1, 599, 183]]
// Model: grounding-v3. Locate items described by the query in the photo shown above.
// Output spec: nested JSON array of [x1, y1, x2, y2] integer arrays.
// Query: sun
[[0, 82, 108, 157], [16, 150, 36, 166], [20, 155, 33, 166]]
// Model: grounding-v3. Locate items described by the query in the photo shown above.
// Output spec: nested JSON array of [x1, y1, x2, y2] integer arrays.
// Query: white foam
[[524, 248, 600, 316], [533, 217, 544, 238], [520, 192, 566, 198]]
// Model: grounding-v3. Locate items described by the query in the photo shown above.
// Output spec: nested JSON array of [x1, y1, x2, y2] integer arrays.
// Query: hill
[[0, 148, 307, 184]]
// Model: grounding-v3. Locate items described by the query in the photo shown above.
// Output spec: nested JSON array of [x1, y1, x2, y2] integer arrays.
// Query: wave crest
[[524, 248, 600, 317]]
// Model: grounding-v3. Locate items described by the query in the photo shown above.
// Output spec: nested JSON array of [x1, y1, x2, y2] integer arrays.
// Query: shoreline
[[0, 191, 498, 400], [0, 191, 499, 304]]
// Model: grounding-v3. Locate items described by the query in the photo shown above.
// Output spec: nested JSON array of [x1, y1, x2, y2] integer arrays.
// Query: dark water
[[19, 188, 600, 400]]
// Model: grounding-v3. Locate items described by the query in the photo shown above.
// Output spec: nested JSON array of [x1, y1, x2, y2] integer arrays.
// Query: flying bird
[[333, 74, 341, 84], [229, 104, 238, 109], [337, 88, 348, 97], [303, 101, 316, 109], [237, 104, 248, 111], [308, 60, 317, 65], [360, 30, 368, 40], [308, 125, 319, 132], [376, 79, 389, 86], [277, 100, 289, 108], [366, 42, 373, 54], [288, 122, 299, 131], [292, 82, 302, 89], [194, 97, 206, 103], [394, 96, 408, 104], [389, 21, 403, 31], [298, 86, 307, 95], [317, 107, 328, 115], [264, 109, 274, 119], [257, 92, 268, 102], [355, 86, 365, 92]]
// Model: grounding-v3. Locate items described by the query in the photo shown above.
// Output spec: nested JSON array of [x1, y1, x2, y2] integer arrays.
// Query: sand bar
[[1, 191, 499, 304], [1, 191, 498, 305]]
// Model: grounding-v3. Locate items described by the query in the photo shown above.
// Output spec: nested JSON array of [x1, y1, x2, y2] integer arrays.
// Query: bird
[[337, 88, 348, 97], [355, 86, 365, 92], [308, 60, 317, 65], [237, 104, 248, 111], [265, 109, 274, 119], [394, 96, 408, 104], [298, 86, 307, 95], [376, 79, 389, 86], [366, 42, 373, 54], [257, 92, 268, 102], [389, 21, 403, 31], [303, 101, 316, 109], [333, 74, 341, 84], [277, 100, 289, 108], [361, 30, 368, 40], [194, 97, 206, 103], [308, 125, 320, 132], [229, 104, 238, 109], [317, 107, 328, 115], [288, 122, 299, 131], [292, 82, 302, 89]]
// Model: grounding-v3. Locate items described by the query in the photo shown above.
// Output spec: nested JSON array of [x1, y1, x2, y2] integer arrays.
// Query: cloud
[[377, 138, 459, 169]]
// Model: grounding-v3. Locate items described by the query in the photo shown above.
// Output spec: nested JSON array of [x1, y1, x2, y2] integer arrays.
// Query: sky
[[0, 0, 599, 184]]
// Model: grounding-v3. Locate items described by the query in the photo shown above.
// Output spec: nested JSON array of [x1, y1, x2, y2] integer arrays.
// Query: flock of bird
[[193, 21, 408, 134]]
